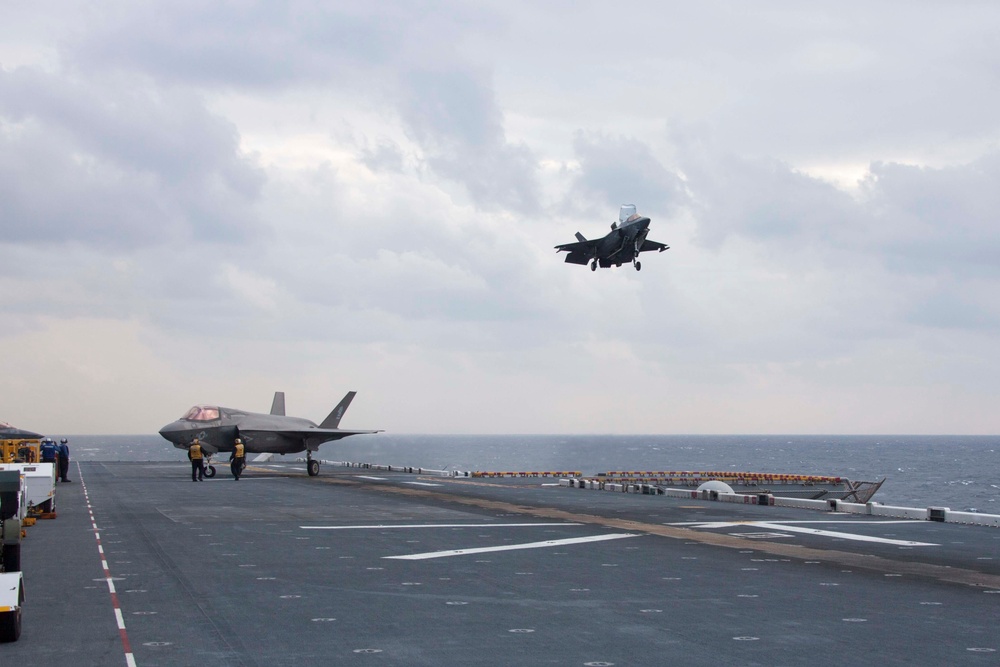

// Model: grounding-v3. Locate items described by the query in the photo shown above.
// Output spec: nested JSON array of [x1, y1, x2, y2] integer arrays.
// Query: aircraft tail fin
[[270, 392, 286, 416], [320, 391, 357, 429], [575, 232, 587, 242]]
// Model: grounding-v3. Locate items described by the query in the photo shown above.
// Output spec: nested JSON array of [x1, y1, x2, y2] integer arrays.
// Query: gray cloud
[[4, 2, 1000, 434], [65, 2, 405, 89], [397, 66, 539, 212], [61, 2, 537, 213], [567, 132, 689, 220], [862, 155, 1000, 279], [682, 145, 1000, 286], [0, 67, 265, 248]]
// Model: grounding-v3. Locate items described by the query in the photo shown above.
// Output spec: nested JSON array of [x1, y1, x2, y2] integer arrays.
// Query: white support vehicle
[[0, 470, 26, 573], [0, 462, 56, 514], [0, 469, 25, 641], [0, 571, 23, 642]]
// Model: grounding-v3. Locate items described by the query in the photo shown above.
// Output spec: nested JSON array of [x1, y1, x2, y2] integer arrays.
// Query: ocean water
[[60, 433, 999, 511]]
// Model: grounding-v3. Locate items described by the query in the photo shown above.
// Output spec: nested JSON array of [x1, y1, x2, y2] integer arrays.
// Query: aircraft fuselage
[[555, 206, 668, 270], [158, 409, 321, 455]]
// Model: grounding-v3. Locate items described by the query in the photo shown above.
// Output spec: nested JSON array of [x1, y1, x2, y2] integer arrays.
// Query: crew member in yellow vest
[[188, 439, 205, 482], [229, 438, 246, 481]]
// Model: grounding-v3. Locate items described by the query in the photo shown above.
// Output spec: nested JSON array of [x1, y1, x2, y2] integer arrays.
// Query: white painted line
[[115, 608, 126, 630], [384, 533, 639, 560], [356, 476, 387, 481], [404, 482, 442, 487], [302, 523, 580, 530], [670, 520, 921, 527], [684, 520, 937, 546]]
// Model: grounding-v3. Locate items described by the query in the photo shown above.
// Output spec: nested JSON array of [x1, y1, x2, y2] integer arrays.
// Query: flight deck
[[5, 460, 999, 666]]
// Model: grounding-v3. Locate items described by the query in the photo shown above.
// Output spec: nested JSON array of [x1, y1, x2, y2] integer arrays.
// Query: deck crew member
[[40, 438, 58, 465], [57, 438, 71, 482], [229, 438, 246, 480], [188, 439, 206, 481]]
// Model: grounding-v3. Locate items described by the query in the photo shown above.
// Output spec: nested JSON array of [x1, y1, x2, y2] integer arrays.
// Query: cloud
[[62, 2, 538, 213], [395, 66, 540, 212], [4, 3, 1000, 434], [0, 67, 265, 248], [862, 154, 1000, 279], [567, 132, 689, 219]]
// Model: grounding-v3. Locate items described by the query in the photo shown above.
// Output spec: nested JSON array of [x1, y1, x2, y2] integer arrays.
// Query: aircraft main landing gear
[[634, 261, 641, 271], [590, 260, 597, 271], [307, 452, 320, 477]]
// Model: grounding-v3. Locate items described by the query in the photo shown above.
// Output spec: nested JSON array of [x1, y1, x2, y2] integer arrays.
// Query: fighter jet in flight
[[158, 391, 381, 477], [555, 204, 669, 271]]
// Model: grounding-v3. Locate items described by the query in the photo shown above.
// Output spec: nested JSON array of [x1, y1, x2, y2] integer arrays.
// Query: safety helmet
[[234, 438, 242, 444], [60, 438, 68, 444], [192, 438, 199, 444]]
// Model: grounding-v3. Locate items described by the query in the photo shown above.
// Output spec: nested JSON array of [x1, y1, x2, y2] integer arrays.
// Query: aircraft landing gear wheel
[[308, 459, 320, 477], [204, 466, 216, 478], [0, 608, 21, 643], [634, 261, 641, 271], [590, 260, 597, 272]]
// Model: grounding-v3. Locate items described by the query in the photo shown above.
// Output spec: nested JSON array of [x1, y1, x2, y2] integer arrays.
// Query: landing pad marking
[[384, 533, 638, 560], [302, 522, 581, 530], [676, 520, 937, 546]]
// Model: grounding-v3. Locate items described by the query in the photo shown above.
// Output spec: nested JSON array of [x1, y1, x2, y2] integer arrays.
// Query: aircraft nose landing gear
[[307, 451, 320, 477], [590, 260, 597, 271], [634, 260, 641, 271]]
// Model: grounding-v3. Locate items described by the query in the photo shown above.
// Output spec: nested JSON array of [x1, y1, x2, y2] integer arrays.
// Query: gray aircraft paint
[[555, 204, 669, 271], [158, 391, 381, 476]]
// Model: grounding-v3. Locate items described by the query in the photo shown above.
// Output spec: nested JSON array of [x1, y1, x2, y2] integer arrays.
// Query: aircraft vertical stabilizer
[[319, 391, 357, 429], [270, 392, 286, 416]]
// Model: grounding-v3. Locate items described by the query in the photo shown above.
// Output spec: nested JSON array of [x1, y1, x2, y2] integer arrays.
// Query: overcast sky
[[3, 2, 1000, 435]]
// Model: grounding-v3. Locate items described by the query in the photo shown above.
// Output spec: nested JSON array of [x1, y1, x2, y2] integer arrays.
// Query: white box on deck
[[0, 463, 55, 513]]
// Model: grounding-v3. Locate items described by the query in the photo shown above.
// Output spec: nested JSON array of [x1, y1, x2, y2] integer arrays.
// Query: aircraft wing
[[554, 238, 600, 253], [292, 428, 384, 448], [555, 237, 603, 265], [638, 239, 669, 253]]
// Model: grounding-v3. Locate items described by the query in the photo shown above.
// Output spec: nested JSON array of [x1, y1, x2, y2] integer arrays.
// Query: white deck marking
[[670, 520, 921, 527], [679, 520, 937, 546], [384, 533, 638, 560], [302, 523, 580, 530], [404, 481, 442, 487], [356, 475, 387, 480]]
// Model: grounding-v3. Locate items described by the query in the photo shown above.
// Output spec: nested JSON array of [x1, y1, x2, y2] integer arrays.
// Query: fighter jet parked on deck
[[158, 391, 381, 477], [555, 204, 669, 271]]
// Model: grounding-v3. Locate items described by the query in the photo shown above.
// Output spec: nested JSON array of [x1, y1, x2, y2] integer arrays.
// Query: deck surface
[[5, 461, 999, 666]]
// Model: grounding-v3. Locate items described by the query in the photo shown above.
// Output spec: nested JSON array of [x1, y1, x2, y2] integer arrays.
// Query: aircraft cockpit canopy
[[619, 204, 640, 224], [181, 406, 221, 421]]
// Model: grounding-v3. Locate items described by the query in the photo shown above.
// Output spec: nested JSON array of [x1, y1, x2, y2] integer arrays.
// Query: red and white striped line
[[79, 462, 137, 667]]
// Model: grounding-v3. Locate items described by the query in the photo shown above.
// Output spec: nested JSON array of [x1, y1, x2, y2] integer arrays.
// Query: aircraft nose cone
[[158, 421, 187, 444]]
